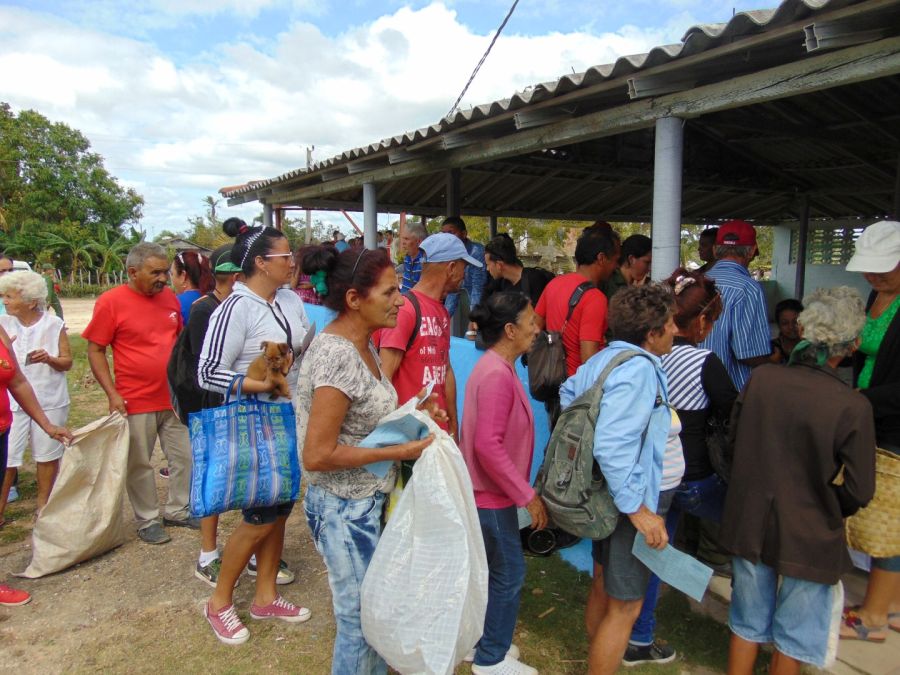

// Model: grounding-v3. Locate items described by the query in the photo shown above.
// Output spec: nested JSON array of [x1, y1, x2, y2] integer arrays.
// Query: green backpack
[[535, 350, 659, 540]]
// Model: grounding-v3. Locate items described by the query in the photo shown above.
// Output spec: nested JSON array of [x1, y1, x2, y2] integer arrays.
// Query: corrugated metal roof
[[222, 0, 866, 199]]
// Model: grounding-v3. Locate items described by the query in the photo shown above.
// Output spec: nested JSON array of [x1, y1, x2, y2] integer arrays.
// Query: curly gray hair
[[125, 242, 168, 270], [797, 286, 865, 360], [0, 270, 49, 310]]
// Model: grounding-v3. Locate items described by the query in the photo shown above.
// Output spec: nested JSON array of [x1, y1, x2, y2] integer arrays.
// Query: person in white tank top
[[0, 270, 71, 520]]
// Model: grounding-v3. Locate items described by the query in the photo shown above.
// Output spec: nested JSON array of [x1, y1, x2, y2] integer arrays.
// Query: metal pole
[[489, 215, 498, 239], [262, 203, 273, 229], [305, 146, 314, 244], [794, 196, 810, 300], [363, 182, 377, 250], [447, 168, 461, 218], [650, 117, 683, 280], [893, 151, 900, 219]]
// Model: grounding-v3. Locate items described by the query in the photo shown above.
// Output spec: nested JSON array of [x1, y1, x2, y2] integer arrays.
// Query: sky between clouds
[[1, 0, 765, 238]]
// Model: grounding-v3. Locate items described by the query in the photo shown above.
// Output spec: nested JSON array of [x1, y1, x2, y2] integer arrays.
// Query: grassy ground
[[0, 333, 751, 673]]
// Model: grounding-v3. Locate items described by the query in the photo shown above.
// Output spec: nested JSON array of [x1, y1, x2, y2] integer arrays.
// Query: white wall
[[771, 223, 873, 305]]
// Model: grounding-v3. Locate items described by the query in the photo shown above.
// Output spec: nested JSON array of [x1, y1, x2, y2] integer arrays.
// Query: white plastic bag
[[360, 406, 488, 675], [19, 412, 129, 578]]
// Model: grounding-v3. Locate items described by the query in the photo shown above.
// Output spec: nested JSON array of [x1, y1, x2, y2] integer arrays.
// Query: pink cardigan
[[460, 349, 536, 509]]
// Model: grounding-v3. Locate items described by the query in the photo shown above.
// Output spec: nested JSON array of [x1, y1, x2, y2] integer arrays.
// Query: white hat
[[846, 220, 900, 273]]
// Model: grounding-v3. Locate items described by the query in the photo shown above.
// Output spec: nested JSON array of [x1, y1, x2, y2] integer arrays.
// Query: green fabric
[[858, 294, 900, 389], [600, 267, 628, 299]]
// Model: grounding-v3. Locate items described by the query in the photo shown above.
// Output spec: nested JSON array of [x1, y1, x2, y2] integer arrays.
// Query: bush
[[58, 283, 116, 298]]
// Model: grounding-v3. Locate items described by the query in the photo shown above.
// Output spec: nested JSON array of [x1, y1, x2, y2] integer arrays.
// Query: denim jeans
[[474, 506, 526, 667], [629, 489, 675, 646], [304, 483, 386, 675], [669, 473, 727, 524]]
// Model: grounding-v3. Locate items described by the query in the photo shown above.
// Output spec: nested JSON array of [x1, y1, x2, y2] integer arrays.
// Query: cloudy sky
[[1, 0, 765, 238]]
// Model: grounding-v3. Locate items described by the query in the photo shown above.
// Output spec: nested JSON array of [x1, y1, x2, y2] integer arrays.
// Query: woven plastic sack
[[846, 447, 900, 557], [360, 406, 488, 675], [19, 413, 129, 578], [188, 377, 300, 518]]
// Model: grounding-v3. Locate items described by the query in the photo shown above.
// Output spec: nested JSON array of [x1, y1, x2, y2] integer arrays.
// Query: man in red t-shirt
[[83, 242, 194, 545], [379, 232, 483, 441], [535, 228, 620, 421]]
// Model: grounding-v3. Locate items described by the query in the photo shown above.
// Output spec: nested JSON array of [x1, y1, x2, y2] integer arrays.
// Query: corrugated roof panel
[[222, 0, 870, 198]]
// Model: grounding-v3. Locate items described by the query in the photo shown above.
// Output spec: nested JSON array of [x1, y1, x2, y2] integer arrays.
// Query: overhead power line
[[446, 0, 520, 119]]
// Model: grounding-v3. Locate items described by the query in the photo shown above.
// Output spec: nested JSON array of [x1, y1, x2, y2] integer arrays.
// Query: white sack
[[18, 412, 129, 578], [360, 405, 488, 675]]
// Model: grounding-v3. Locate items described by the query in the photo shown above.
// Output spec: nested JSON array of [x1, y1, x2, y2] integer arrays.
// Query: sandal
[[889, 611, 900, 634], [840, 610, 888, 642]]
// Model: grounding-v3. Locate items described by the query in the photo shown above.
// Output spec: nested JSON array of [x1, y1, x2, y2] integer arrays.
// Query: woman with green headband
[[720, 286, 876, 674]]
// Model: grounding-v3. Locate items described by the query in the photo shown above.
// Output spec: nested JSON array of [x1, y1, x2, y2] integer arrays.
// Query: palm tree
[[89, 226, 132, 283]]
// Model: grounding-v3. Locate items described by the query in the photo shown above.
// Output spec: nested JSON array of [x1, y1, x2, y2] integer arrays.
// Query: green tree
[[0, 103, 143, 269]]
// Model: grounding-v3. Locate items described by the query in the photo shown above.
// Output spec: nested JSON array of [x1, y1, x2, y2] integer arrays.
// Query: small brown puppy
[[246, 341, 291, 400]]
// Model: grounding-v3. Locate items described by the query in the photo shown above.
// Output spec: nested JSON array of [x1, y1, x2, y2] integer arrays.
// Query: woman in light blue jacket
[[560, 284, 676, 675]]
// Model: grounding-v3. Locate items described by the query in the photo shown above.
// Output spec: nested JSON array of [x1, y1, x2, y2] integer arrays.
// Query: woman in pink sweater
[[460, 292, 548, 675]]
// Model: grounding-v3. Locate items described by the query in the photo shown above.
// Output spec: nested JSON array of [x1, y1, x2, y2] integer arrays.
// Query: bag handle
[[560, 281, 593, 335], [225, 373, 246, 405]]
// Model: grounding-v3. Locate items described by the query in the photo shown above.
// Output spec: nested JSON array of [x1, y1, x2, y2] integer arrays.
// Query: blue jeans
[[304, 483, 386, 675], [474, 506, 526, 667], [630, 475, 727, 645]]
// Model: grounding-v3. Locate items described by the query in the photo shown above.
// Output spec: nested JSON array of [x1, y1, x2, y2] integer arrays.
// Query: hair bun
[[222, 217, 248, 239]]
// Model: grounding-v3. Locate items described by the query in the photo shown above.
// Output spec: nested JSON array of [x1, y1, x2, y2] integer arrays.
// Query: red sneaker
[[204, 601, 249, 645], [0, 585, 31, 606], [249, 595, 311, 623]]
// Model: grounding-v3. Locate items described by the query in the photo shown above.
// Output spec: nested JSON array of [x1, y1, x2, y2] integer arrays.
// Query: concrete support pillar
[[489, 215, 498, 239], [794, 196, 810, 299], [650, 116, 683, 281], [262, 203, 273, 229], [363, 182, 377, 250], [447, 168, 461, 218]]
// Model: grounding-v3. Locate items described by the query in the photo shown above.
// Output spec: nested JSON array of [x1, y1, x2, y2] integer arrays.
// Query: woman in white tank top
[[0, 270, 71, 520]]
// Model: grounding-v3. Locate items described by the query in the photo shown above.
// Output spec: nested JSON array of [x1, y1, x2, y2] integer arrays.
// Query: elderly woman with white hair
[[0, 270, 72, 522], [721, 286, 876, 675]]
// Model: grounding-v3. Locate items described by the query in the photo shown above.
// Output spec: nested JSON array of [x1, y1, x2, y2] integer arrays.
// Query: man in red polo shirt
[[84, 242, 195, 545]]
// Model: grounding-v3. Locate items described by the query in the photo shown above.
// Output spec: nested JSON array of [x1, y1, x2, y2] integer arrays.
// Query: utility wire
[[446, 0, 520, 118]]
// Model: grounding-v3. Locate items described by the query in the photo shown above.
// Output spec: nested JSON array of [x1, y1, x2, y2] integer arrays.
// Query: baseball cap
[[210, 244, 242, 273], [716, 220, 757, 247], [419, 232, 483, 267], [846, 220, 900, 273]]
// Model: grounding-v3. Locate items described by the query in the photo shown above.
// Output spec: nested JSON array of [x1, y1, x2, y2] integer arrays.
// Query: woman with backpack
[[559, 284, 676, 675], [459, 292, 547, 675]]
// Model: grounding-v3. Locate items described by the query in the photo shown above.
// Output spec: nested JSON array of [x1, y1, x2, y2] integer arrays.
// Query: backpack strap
[[561, 281, 593, 334], [402, 291, 422, 353]]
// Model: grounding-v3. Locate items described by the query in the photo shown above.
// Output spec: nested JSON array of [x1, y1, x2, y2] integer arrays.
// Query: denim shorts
[[242, 500, 294, 525], [591, 515, 651, 602], [729, 557, 843, 668]]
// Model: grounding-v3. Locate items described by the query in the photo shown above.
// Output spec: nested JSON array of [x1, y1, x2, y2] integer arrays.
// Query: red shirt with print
[[377, 290, 450, 427], [535, 272, 608, 376], [82, 285, 182, 415]]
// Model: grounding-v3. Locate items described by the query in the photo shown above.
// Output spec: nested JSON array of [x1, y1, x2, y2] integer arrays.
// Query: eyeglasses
[[264, 253, 293, 259]]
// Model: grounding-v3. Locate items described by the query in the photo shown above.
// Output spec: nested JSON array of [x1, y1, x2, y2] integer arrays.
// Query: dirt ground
[[58, 297, 97, 335]]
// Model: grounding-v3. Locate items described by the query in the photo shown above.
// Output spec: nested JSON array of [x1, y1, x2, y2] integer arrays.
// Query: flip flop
[[840, 611, 888, 642], [889, 611, 900, 634]]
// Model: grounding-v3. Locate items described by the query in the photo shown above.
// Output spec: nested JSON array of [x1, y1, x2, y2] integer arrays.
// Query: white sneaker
[[465, 644, 520, 663], [471, 655, 537, 675]]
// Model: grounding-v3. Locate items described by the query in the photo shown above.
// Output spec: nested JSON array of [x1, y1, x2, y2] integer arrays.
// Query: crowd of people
[[0, 215, 897, 675]]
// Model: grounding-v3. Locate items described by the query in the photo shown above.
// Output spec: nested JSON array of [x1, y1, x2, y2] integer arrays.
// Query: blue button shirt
[[559, 342, 670, 514], [401, 251, 424, 293], [445, 239, 487, 317], [699, 260, 770, 391]]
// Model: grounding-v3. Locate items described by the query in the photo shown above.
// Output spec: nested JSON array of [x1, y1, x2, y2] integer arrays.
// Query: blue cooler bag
[[189, 375, 300, 518]]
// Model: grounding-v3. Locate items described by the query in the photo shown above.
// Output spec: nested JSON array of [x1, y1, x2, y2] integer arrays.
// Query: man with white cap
[[379, 232, 483, 441]]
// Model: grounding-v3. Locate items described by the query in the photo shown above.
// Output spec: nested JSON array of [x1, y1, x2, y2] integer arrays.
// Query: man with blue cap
[[379, 232, 482, 442]]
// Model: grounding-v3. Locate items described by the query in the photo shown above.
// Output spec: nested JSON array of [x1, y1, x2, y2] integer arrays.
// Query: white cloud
[[0, 2, 677, 237]]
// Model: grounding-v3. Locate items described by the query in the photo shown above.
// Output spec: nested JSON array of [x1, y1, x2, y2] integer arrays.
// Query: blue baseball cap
[[419, 232, 483, 267]]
